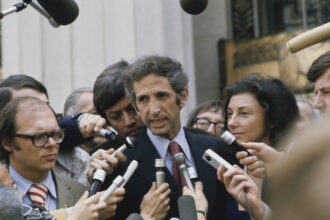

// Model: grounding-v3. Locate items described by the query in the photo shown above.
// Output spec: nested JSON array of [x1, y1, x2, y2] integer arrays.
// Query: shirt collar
[[147, 125, 193, 163], [9, 165, 57, 199]]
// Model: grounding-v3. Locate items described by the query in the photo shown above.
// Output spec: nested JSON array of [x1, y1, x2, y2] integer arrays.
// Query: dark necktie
[[168, 141, 186, 187]]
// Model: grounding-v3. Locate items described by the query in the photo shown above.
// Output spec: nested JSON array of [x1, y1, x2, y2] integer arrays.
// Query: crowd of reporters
[[0, 50, 330, 220]]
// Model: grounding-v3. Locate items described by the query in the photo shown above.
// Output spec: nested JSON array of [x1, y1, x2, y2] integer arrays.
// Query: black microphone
[[89, 169, 107, 196], [178, 195, 198, 220], [90, 129, 136, 196], [180, 0, 208, 15], [36, 0, 79, 25], [99, 128, 117, 141], [221, 131, 253, 157]]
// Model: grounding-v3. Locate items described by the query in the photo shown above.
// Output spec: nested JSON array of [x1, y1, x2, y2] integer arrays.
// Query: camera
[[23, 204, 55, 220]]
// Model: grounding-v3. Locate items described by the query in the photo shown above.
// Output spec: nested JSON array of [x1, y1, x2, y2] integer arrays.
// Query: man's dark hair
[[0, 74, 49, 99], [186, 100, 224, 127], [307, 51, 330, 82], [123, 55, 188, 105], [0, 97, 57, 163], [224, 74, 299, 146], [0, 87, 14, 114], [93, 61, 129, 119]]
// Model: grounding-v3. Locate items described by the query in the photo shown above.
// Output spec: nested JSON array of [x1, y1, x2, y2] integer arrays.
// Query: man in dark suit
[[101, 55, 235, 220]]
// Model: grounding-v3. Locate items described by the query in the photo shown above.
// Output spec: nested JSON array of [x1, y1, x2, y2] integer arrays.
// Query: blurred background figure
[[295, 97, 319, 129], [270, 120, 330, 220], [0, 184, 24, 220], [64, 87, 107, 154], [186, 100, 225, 137]]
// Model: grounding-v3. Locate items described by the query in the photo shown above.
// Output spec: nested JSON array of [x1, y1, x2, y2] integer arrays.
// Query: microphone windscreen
[[126, 213, 144, 220], [178, 195, 198, 220], [287, 22, 330, 53], [37, 0, 79, 25], [180, 0, 208, 15]]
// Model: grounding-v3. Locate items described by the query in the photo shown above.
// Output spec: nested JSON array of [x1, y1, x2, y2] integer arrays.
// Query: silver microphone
[[173, 152, 195, 192], [155, 159, 166, 188]]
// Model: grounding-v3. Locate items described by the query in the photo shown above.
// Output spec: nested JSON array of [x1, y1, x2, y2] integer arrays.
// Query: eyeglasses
[[15, 129, 65, 147], [194, 118, 224, 134]]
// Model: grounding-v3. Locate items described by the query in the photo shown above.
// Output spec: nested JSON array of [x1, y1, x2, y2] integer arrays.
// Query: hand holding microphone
[[173, 152, 195, 192], [140, 182, 171, 220], [181, 181, 208, 220], [98, 160, 138, 204]]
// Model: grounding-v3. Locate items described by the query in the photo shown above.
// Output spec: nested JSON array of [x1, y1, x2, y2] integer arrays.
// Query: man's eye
[[110, 114, 120, 120]]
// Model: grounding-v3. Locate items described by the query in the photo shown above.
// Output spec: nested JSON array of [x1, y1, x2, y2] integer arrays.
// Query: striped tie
[[28, 184, 48, 207], [168, 141, 186, 187]]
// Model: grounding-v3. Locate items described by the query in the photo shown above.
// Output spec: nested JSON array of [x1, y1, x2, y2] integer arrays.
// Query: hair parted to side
[[123, 55, 188, 105], [0, 97, 57, 163], [64, 87, 93, 115], [307, 50, 330, 82], [0, 74, 49, 99], [93, 60, 129, 119], [224, 73, 299, 147]]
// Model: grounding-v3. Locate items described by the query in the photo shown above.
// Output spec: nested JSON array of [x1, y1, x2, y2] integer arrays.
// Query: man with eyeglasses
[[186, 100, 225, 138], [0, 96, 87, 210]]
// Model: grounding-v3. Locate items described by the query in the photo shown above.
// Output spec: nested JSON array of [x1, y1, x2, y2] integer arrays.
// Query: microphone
[[99, 128, 117, 141], [180, 0, 208, 15], [155, 159, 166, 188], [173, 152, 195, 192], [89, 169, 107, 196], [287, 22, 330, 53], [36, 0, 79, 25], [221, 131, 252, 157], [178, 195, 198, 220], [30, 0, 59, 27], [98, 160, 138, 203], [187, 166, 198, 187], [90, 133, 136, 196]]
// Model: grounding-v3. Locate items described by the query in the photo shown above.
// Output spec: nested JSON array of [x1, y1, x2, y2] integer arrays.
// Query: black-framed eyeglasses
[[194, 118, 224, 134], [15, 129, 65, 147]]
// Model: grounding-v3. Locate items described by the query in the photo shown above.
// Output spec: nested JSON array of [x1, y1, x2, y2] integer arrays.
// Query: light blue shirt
[[147, 125, 196, 174], [9, 165, 58, 210]]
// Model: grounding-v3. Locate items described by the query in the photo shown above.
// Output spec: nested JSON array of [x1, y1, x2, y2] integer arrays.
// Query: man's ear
[[179, 87, 189, 109], [1, 138, 13, 153]]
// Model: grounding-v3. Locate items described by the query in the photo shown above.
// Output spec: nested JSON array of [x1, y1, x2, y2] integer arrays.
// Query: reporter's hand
[[217, 164, 266, 220], [182, 181, 208, 220], [140, 182, 170, 220], [99, 188, 125, 220], [78, 113, 107, 138], [87, 148, 127, 183], [236, 142, 285, 178], [67, 191, 107, 220]]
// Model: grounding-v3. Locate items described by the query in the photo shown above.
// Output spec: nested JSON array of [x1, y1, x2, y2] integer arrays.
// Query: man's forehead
[[106, 96, 132, 112], [315, 69, 330, 90]]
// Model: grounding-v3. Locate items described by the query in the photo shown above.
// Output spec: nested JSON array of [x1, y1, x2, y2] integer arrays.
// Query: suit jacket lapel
[[125, 129, 182, 200], [184, 130, 218, 205], [53, 172, 74, 209]]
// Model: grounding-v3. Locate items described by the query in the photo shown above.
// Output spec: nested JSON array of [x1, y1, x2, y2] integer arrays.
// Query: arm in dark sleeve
[[59, 113, 92, 149]]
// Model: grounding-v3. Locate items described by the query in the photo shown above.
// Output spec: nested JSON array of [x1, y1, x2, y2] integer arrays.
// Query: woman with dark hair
[[224, 74, 299, 147]]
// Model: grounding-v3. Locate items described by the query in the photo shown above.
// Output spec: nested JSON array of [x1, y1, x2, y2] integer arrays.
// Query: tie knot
[[169, 141, 180, 157], [28, 184, 48, 207]]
